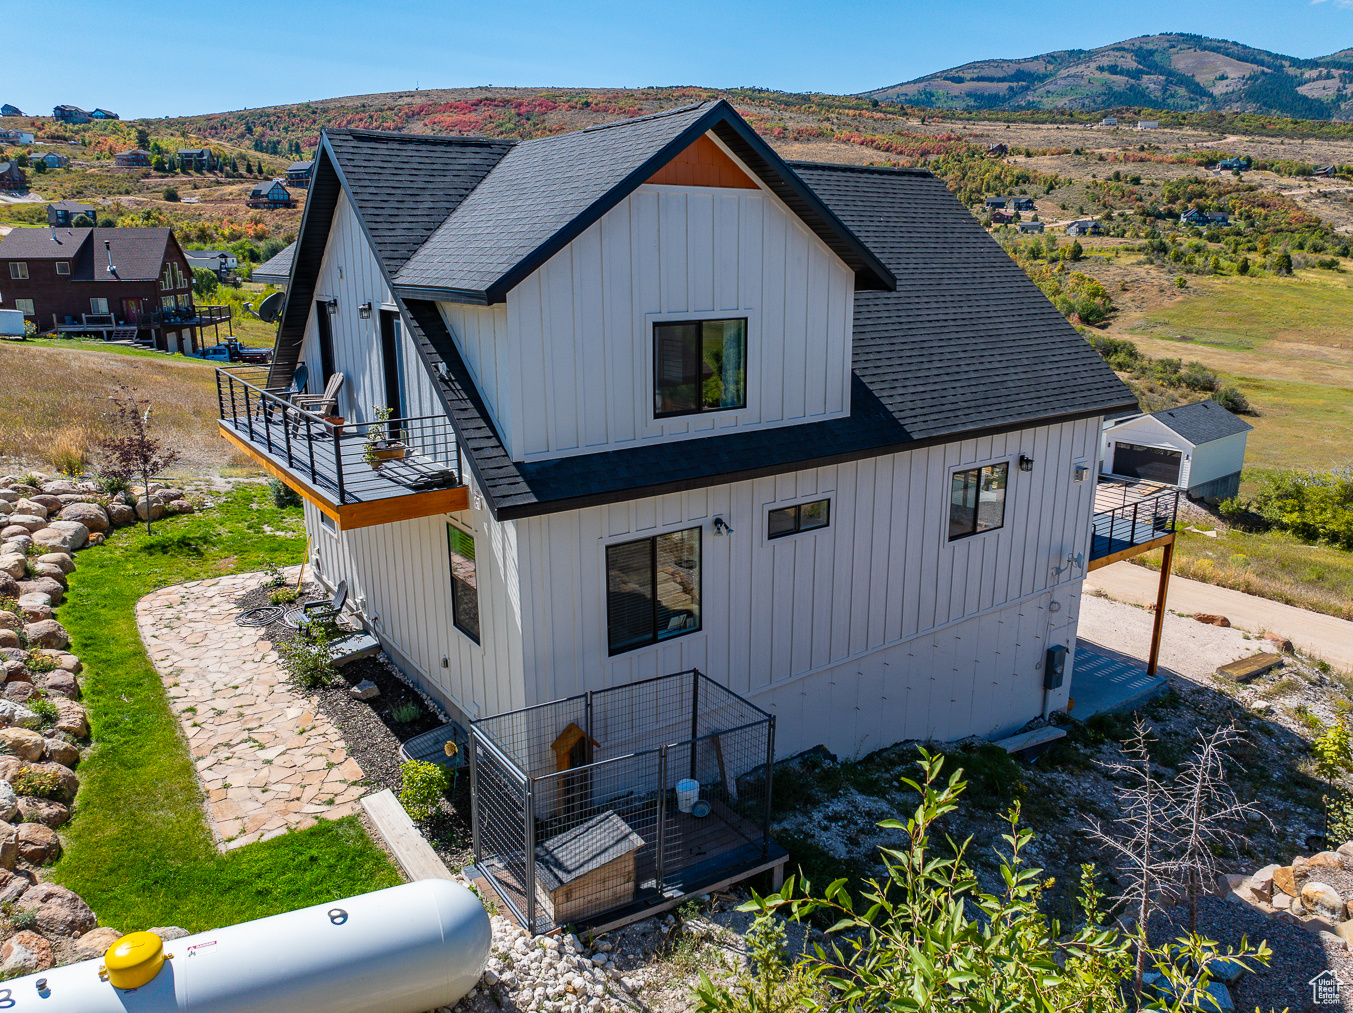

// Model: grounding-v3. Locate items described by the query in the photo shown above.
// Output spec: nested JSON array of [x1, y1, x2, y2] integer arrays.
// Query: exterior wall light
[[1019, 455, 1035, 472], [358, 301, 372, 319]]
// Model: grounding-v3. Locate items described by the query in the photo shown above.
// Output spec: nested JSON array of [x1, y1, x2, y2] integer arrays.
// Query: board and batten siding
[[435, 179, 855, 465], [297, 190, 441, 425], [513, 417, 1099, 758], [305, 475, 526, 722]]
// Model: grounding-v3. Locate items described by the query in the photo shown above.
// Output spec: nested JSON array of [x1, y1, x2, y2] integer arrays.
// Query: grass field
[[0, 339, 253, 476], [53, 485, 403, 932], [1131, 525, 1353, 622]]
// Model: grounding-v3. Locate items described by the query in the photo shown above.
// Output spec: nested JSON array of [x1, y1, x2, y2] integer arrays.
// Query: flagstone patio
[[135, 569, 369, 849]]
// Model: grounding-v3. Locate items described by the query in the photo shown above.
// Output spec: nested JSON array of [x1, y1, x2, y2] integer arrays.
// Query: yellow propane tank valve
[[104, 931, 168, 989]]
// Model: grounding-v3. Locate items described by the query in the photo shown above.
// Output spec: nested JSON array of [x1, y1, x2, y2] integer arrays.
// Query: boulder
[[0, 930, 53, 975], [3, 534, 33, 555], [1273, 865, 1299, 897], [24, 619, 69, 650], [54, 653, 80, 674], [7, 485, 37, 496], [19, 576, 64, 603], [39, 481, 79, 496], [29, 495, 62, 515], [53, 699, 88, 738], [1263, 631, 1295, 653], [0, 612, 18, 633], [148, 926, 190, 940], [36, 552, 73, 574], [59, 502, 109, 533], [166, 499, 194, 516], [73, 926, 124, 960], [0, 700, 38, 729], [0, 501, 8, 514], [16, 797, 69, 828], [350, 680, 380, 701], [4, 683, 37, 704], [16, 595, 50, 622], [135, 498, 164, 522], [1308, 851, 1343, 870], [18, 882, 94, 936], [22, 762, 79, 803], [1193, 613, 1231, 627], [0, 782, 17, 822], [0, 555, 24, 580], [107, 503, 135, 528], [1245, 864, 1283, 903], [32, 524, 85, 553], [37, 671, 79, 700], [15, 823, 60, 864], [8, 515, 47, 534], [0, 868, 29, 904], [0, 490, 15, 502], [1302, 881, 1345, 921], [10, 500, 48, 519], [43, 739, 78, 768], [156, 488, 185, 503], [0, 728, 45, 762], [31, 563, 66, 588], [0, 631, 16, 650], [0, 821, 15, 870]]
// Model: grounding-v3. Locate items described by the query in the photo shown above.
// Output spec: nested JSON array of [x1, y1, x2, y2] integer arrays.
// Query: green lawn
[[53, 485, 401, 933], [25, 338, 217, 363]]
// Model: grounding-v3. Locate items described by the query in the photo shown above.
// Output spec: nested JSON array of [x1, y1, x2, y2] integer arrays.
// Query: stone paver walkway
[[136, 569, 368, 849]]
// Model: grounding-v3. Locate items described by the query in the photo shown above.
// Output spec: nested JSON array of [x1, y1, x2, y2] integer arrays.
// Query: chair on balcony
[[292, 372, 345, 438]]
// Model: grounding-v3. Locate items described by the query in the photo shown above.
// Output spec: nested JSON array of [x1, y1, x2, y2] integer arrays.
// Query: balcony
[[1089, 479, 1179, 569], [215, 366, 468, 530]]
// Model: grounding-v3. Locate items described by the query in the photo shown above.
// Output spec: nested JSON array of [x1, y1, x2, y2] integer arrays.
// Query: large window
[[653, 317, 746, 417], [767, 498, 830, 540], [14, 299, 34, 316], [447, 525, 479, 643], [606, 527, 701, 654], [9, 263, 27, 280], [949, 463, 1009, 541]]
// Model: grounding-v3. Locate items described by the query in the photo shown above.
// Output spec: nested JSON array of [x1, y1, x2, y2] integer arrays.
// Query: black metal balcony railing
[[153, 304, 231, 327], [215, 365, 462, 506], [1090, 488, 1179, 561]]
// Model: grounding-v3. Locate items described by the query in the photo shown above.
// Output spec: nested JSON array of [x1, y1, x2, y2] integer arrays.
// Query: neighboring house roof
[[49, 201, 93, 213], [1146, 400, 1252, 444], [178, 148, 209, 156], [393, 100, 895, 302], [252, 242, 294, 285], [0, 227, 177, 282], [117, 149, 151, 157], [250, 180, 288, 196], [288, 160, 313, 172]]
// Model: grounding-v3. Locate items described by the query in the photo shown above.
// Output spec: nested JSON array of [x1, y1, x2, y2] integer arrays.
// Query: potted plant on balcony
[[364, 406, 407, 467]]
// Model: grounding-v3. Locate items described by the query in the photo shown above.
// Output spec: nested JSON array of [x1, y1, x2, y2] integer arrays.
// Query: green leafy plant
[[268, 586, 299, 605], [363, 406, 406, 467], [268, 479, 301, 510], [275, 626, 337, 689], [10, 910, 36, 932], [260, 561, 287, 588], [1314, 719, 1352, 837], [24, 652, 57, 673], [97, 473, 130, 495], [0, 598, 21, 618], [13, 765, 65, 799], [390, 701, 420, 724], [399, 759, 448, 822], [28, 699, 59, 727]]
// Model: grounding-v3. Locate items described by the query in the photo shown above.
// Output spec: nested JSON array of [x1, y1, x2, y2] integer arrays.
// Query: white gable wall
[[1100, 415, 1193, 488], [1184, 430, 1247, 489]]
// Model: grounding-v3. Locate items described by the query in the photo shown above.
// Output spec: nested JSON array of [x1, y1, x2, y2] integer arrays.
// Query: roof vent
[[104, 239, 115, 275], [49, 225, 58, 243]]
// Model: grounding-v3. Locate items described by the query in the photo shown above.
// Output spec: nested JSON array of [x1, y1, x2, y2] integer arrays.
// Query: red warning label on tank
[[187, 940, 218, 956]]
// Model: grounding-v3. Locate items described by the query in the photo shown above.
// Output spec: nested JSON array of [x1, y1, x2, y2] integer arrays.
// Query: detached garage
[[1101, 400, 1253, 501]]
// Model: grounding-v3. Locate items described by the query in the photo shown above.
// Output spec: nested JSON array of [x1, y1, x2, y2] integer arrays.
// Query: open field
[[0, 339, 252, 475]]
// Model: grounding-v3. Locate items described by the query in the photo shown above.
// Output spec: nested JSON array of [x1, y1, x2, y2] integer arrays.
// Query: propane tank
[[0, 879, 491, 1012]]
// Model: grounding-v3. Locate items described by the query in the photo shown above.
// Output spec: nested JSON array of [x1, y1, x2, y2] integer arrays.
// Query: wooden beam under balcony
[[1086, 532, 1175, 571], [219, 424, 469, 531]]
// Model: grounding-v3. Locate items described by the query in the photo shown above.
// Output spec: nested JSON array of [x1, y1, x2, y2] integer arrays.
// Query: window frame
[[447, 521, 480, 645], [646, 308, 755, 426], [605, 525, 702, 656], [9, 262, 27, 280], [13, 299, 35, 316], [55, 261, 70, 276], [947, 461, 1011, 543], [90, 297, 109, 315], [765, 497, 832, 543]]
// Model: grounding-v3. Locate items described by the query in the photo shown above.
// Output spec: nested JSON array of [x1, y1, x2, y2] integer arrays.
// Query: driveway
[[1086, 560, 1353, 673]]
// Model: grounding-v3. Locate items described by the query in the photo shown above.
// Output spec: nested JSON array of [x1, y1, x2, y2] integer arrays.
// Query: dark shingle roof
[[287, 160, 313, 172], [48, 201, 93, 213], [394, 100, 893, 302], [252, 242, 294, 285], [0, 227, 174, 281], [401, 162, 1135, 519], [1148, 400, 1253, 444]]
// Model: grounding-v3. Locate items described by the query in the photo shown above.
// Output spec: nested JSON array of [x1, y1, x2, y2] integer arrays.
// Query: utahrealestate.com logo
[[1311, 969, 1342, 1005]]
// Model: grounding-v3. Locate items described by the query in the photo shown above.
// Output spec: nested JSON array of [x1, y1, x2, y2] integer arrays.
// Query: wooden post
[[1147, 536, 1175, 677]]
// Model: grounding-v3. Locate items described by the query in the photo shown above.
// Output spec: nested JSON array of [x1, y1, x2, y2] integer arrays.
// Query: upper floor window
[[448, 525, 480, 644], [768, 498, 830, 540], [606, 527, 701, 654], [653, 318, 746, 418], [8, 263, 27, 280], [949, 463, 1008, 541], [55, 262, 69, 275]]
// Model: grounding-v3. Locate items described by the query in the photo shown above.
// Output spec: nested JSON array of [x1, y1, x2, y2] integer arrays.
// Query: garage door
[[1113, 442, 1181, 484]]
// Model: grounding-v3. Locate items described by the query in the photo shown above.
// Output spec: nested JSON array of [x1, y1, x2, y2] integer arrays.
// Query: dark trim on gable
[[396, 284, 490, 306]]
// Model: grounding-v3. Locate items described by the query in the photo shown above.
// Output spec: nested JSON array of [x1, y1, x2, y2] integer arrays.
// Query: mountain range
[[866, 34, 1353, 120]]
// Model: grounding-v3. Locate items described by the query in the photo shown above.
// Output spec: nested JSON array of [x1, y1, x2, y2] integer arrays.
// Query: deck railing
[[215, 365, 462, 505], [1090, 487, 1179, 561], [153, 304, 230, 327]]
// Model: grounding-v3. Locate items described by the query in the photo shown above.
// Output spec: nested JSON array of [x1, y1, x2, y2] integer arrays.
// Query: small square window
[[653, 318, 747, 417], [8, 262, 27, 280], [948, 463, 1009, 541], [55, 262, 70, 276], [90, 298, 109, 315], [767, 498, 831, 540]]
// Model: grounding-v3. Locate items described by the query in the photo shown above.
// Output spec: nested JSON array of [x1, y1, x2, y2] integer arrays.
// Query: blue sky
[[5, 0, 1353, 119]]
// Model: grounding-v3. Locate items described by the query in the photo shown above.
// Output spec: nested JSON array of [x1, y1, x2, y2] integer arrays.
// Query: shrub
[[268, 586, 299, 605], [1273, 251, 1293, 275], [10, 910, 36, 932], [1179, 361, 1219, 392], [162, 187, 179, 202], [1175, 275, 1188, 289], [1249, 467, 1353, 549], [24, 652, 56, 673], [268, 478, 301, 509], [28, 699, 58, 727], [1211, 385, 1250, 414], [276, 627, 336, 688], [13, 765, 65, 799], [391, 701, 420, 724], [97, 473, 130, 495], [1237, 256, 1250, 275], [399, 759, 448, 822], [260, 561, 286, 588]]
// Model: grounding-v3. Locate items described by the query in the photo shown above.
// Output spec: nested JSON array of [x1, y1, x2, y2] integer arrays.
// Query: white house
[[1137, 120, 1159, 130], [1100, 400, 1252, 501], [1100, 116, 1118, 127], [220, 101, 1137, 761]]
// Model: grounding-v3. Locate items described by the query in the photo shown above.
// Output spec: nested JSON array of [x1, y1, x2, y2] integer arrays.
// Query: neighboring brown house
[[0, 227, 200, 352], [0, 161, 26, 189], [115, 149, 152, 167]]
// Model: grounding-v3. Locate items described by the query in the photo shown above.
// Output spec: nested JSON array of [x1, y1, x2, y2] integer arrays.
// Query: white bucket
[[676, 779, 700, 813]]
